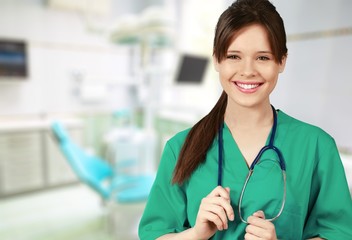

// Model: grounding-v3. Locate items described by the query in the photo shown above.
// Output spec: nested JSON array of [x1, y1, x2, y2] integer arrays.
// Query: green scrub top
[[139, 110, 352, 239]]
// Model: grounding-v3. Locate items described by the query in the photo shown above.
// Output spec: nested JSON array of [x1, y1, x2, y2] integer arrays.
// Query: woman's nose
[[240, 59, 256, 77]]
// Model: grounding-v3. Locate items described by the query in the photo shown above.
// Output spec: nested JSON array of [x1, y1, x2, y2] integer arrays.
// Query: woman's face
[[214, 24, 286, 110]]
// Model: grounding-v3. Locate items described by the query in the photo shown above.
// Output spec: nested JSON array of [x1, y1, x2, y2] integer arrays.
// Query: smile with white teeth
[[236, 82, 260, 90]]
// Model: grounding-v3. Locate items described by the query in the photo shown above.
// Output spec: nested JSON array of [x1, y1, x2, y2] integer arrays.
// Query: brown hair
[[172, 0, 288, 185]]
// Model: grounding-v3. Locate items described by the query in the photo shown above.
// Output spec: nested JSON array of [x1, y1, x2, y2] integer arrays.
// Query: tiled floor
[[0, 184, 144, 240]]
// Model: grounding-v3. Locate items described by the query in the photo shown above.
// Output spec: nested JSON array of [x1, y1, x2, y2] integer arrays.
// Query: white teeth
[[237, 83, 259, 89]]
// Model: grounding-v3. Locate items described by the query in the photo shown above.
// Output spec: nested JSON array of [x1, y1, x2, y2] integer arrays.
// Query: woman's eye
[[258, 56, 270, 61], [227, 55, 240, 60]]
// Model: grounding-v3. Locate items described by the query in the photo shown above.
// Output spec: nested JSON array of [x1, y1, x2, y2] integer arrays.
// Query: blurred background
[[0, 0, 351, 239]]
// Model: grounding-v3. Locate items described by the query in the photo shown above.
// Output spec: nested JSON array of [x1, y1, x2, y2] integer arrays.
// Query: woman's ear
[[213, 55, 220, 72], [279, 55, 287, 73]]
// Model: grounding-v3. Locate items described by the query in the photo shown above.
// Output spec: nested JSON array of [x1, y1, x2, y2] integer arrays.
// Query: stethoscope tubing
[[217, 105, 286, 223]]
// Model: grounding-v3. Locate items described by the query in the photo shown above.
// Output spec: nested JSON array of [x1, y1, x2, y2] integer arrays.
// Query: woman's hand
[[193, 186, 235, 240], [245, 211, 277, 240]]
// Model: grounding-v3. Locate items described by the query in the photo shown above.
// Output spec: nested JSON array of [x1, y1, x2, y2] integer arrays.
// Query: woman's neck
[[224, 103, 274, 130]]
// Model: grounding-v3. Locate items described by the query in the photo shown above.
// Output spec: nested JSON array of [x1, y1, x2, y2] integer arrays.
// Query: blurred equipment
[[175, 54, 208, 84], [110, 6, 175, 131], [0, 39, 28, 79], [110, 6, 174, 46], [104, 109, 157, 175], [47, 0, 111, 16], [51, 121, 155, 203]]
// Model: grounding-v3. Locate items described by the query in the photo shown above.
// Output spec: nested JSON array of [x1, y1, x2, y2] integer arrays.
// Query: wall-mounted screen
[[0, 39, 28, 79], [175, 54, 208, 84]]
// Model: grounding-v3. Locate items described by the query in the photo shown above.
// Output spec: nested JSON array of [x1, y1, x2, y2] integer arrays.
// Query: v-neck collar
[[221, 110, 282, 180], [222, 123, 251, 179]]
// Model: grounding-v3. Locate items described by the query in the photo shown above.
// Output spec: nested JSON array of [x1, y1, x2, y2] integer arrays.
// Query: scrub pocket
[[274, 204, 303, 240]]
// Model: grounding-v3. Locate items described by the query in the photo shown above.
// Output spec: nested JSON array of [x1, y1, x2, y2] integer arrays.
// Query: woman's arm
[[303, 135, 352, 239], [156, 229, 198, 240]]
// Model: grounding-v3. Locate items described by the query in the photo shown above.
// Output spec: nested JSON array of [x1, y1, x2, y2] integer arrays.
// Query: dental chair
[[51, 121, 155, 203]]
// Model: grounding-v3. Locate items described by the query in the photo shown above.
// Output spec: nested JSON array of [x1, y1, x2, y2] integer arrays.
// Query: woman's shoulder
[[279, 110, 334, 142], [166, 128, 191, 149], [157, 128, 191, 168]]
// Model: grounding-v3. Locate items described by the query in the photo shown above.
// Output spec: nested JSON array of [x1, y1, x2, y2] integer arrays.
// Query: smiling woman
[[214, 24, 286, 111], [138, 0, 352, 239]]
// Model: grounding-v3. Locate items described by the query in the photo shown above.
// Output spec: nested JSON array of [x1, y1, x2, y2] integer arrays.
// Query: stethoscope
[[217, 105, 286, 223]]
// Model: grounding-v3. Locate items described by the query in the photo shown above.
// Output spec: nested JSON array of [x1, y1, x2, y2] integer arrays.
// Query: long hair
[[172, 0, 288, 185]]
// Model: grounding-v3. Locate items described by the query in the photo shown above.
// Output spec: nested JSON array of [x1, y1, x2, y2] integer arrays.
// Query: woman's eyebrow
[[226, 50, 273, 54], [227, 50, 241, 53], [257, 50, 273, 54]]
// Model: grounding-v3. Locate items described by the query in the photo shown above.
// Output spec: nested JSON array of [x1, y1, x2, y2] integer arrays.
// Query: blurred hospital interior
[[0, 0, 351, 239]]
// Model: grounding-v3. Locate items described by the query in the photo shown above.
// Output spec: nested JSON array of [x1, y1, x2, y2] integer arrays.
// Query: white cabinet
[[0, 119, 83, 197], [0, 131, 45, 195]]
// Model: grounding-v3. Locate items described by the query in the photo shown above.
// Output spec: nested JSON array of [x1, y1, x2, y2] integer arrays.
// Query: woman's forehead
[[227, 24, 272, 52]]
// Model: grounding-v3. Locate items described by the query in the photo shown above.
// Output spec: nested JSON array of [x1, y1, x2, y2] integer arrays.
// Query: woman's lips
[[234, 81, 263, 93]]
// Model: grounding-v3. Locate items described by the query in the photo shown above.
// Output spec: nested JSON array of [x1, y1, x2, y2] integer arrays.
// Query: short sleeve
[[138, 141, 189, 240], [303, 134, 352, 239]]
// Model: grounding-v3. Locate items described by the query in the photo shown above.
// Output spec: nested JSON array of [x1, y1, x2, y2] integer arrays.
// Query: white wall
[[270, 0, 352, 149], [0, 1, 136, 116]]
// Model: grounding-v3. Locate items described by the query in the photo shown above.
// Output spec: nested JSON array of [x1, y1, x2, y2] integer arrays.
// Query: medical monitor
[[175, 54, 208, 84], [160, 52, 220, 115], [0, 39, 28, 80]]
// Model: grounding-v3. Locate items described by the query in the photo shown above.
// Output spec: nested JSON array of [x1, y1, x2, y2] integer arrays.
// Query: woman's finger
[[200, 200, 229, 228], [244, 231, 262, 240], [246, 211, 277, 239], [199, 207, 228, 230], [252, 210, 265, 219], [208, 186, 231, 200], [205, 186, 234, 221]]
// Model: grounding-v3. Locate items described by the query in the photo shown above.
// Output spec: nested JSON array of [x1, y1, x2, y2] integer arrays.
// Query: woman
[[138, 0, 352, 239]]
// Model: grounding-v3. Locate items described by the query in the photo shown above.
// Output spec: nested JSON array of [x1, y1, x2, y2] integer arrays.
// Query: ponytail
[[172, 91, 227, 185]]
